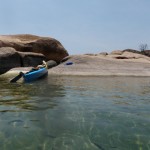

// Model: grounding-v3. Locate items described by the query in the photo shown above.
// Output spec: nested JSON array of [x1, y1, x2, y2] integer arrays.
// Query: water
[[0, 75, 150, 150]]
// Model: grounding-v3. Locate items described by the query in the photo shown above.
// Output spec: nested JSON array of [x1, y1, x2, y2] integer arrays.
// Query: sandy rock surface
[[48, 54, 150, 76]]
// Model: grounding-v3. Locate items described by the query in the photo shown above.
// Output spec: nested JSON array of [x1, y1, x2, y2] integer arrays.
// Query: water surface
[[0, 76, 150, 150]]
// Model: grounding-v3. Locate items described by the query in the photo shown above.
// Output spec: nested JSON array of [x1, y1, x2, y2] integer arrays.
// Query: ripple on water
[[0, 76, 150, 150]]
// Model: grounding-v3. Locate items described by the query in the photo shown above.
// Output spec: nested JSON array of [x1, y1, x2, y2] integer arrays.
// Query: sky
[[0, 0, 150, 54]]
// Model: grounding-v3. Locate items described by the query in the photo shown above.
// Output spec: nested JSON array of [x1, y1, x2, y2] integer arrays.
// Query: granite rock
[[0, 34, 69, 63]]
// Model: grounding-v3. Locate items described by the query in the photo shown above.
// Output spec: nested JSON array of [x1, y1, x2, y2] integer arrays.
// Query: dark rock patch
[[46, 60, 57, 69], [18, 52, 45, 67], [0, 47, 21, 74]]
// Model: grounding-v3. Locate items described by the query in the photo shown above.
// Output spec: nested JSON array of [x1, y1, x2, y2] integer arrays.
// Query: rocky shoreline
[[4, 52, 150, 77], [0, 34, 68, 74], [1, 34, 150, 77]]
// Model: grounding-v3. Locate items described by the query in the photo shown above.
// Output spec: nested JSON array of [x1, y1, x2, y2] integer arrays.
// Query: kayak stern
[[23, 67, 48, 82]]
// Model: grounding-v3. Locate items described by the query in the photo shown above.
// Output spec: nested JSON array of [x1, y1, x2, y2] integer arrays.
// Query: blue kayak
[[23, 67, 48, 82]]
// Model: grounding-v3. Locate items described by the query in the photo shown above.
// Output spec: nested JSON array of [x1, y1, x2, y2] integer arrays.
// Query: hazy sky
[[0, 0, 150, 54]]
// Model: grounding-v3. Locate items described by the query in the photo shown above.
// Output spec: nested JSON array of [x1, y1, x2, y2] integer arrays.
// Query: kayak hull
[[23, 67, 48, 82]]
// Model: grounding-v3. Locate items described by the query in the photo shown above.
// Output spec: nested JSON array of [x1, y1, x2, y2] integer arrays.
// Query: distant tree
[[139, 44, 148, 51]]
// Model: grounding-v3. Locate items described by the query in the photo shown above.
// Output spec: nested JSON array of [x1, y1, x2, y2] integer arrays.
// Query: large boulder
[[0, 47, 21, 74], [0, 34, 69, 63]]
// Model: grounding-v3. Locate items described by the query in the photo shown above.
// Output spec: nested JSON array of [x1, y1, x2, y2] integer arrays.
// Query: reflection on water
[[0, 76, 150, 150], [0, 77, 65, 112]]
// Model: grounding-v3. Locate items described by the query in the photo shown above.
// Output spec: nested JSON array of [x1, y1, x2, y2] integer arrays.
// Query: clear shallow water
[[0, 76, 150, 150]]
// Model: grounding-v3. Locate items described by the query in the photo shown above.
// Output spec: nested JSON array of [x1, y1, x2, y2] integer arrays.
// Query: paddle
[[10, 72, 24, 83]]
